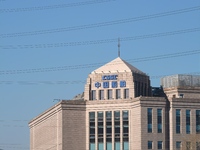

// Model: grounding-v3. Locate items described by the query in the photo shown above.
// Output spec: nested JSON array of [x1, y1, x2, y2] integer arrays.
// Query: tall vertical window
[[91, 90, 96, 100], [114, 111, 120, 150], [108, 89, 113, 100], [106, 111, 112, 150], [89, 112, 95, 150], [123, 110, 129, 150], [186, 142, 191, 150], [176, 141, 181, 150], [116, 89, 121, 99], [99, 90, 104, 100], [138, 82, 141, 96], [196, 142, 200, 150], [158, 141, 163, 149], [148, 141, 153, 149], [98, 112, 103, 150], [135, 81, 138, 97], [144, 83, 147, 96], [176, 109, 181, 134], [196, 110, 200, 134], [148, 108, 152, 133], [157, 109, 162, 133], [124, 89, 129, 99], [186, 110, 190, 134]]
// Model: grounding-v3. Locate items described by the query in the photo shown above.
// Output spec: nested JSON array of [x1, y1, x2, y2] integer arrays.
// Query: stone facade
[[29, 57, 200, 150]]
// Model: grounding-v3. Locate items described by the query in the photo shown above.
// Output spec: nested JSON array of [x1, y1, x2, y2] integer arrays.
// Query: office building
[[29, 57, 200, 150]]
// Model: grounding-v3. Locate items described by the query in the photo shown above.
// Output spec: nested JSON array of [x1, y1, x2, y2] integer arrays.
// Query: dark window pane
[[106, 138, 112, 142], [157, 109, 162, 133], [196, 110, 200, 133], [90, 127, 95, 134], [99, 90, 104, 100], [148, 108, 152, 133], [106, 111, 112, 118], [89, 112, 95, 119], [123, 126, 128, 133], [176, 109, 181, 134], [98, 138, 103, 143], [123, 110, 129, 120], [106, 126, 112, 134], [158, 141, 162, 149], [148, 141, 152, 149], [124, 89, 129, 99], [186, 110, 190, 134], [91, 90, 96, 100], [176, 141, 181, 149], [115, 121, 120, 126], [123, 121, 128, 126], [123, 137, 129, 142], [98, 122, 103, 126], [106, 121, 112, 126], [108, 89, 113, 100], [115, 127, 120, 134], [116, 89, 121, 99], [98, 127, 103, 134], [90, 122, 95, 127]]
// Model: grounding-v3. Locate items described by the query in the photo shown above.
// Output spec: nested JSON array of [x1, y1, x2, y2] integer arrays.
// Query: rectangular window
[[114, 111, 120, 145], [98, 143, 103, 150], [106, 111, 112, 149], [176, 109, 181, 134], [116, 89, 121, 99], [197, 142, 200, 150], [124, 89, 129, 99], [115, 142, 120, 150], [98, 112, 103, 145], [99, 90, 104, 100], [91, 90, 96, 100], [108, 89, 113, 100], [123, 142, 129, 150], [186, 142, 191, 150], [148, 141, 153, 149], [179, 93, 184, 98], [176, 141, 181, 150], [89, 112, 95, 149], [157, 109, 162, 133], [148, 108, 152, 133], [123, 110, 129, 145], [158, 141, 162, 149], [196, 110, 200, 134], [90, 143, 95, 150], [186, 110, 190, 134], [106, 142, 112, 150]]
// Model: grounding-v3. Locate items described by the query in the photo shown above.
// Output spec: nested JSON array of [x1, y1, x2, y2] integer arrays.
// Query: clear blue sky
[[0, 0, 200, 149]]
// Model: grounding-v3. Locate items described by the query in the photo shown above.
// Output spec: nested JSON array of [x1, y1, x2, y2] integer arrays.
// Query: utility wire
[[1, 72, 200, 85], [0, 50, 199, 75], [1, 28, 199, 49], [0, 6, 200, 38], [0, 0, 116, 13]]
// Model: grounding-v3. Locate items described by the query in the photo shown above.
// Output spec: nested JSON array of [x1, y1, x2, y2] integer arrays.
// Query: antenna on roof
[[118, 38, 120, 57]]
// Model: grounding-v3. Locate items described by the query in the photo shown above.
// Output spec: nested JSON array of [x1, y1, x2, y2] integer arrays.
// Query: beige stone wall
[[139, 97, 167, 150], [164, 87, 200, 99], [131, 103, 142, 150], [29, 104, 62, 150], [62, 104, 86, 150], [169, 98, 200, 150]]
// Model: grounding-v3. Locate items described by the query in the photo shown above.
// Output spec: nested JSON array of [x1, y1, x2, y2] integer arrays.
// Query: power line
[[1, 72, 200, 85], [0, 50, 199, 75], [1, 28, 199, 49], [0, 0, 116, 13], [0, 6, 200, 38]]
